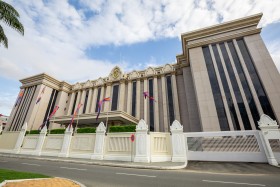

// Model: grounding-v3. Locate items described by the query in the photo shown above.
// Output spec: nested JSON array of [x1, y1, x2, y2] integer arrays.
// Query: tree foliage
[[0, 0, 24, 48]]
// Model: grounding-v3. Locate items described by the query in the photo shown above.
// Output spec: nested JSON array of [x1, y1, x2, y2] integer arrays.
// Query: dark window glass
[[71, 92, 78, 115], [111, 85, 119, 111], [202, 46, 230, 131], [149, 79, 154, 131], [220, 42, 251, 130], [212, 44, 240, 130], [95, 88, 101, 112], [227, 41, 259, 128], [237, 39, 276, 122], [166, 76, 175, 125], [132, 81, 137, 117], [83, 90, 89, 113], [43, 89, 59, 128]]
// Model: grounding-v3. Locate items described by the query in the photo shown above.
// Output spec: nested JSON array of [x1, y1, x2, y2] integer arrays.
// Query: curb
[[0, 177, 86, 187], [0, 153, 186, 170]]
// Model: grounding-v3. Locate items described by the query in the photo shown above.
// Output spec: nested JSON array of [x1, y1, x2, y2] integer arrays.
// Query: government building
[[5, 13, 280, 132]]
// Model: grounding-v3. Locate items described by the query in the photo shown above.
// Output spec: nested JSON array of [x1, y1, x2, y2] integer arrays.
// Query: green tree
[[0, 0, 24, 48]]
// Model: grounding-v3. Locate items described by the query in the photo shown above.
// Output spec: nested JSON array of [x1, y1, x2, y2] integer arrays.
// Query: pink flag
[[143, 91, 156, 102], [68, 103, 83, 129], [96, 97, 110, 121], [39, 106, 59, 130], [36, 86, 46, 104]]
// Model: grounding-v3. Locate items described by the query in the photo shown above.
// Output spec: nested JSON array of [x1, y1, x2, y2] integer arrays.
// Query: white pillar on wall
[[161, 76, 169, 132], [13, 122, 28, 154], [258, 114, 279, 166], [86, 88, 93, 113], [58, 126, 73, 157], [91, 122, 106, 160], [170, 120, 187, 163], [143, 79, 148, 122], [90, 88, 98, 113], [118, 80, 126, 111], [67, 93, 75, 115], [153, 76, 159, 131], [33, 125, 48, 156], [104, 84, 112, 112], [136, 80, 141, 119], [134, 119, 150, 162], [126, 81, 132, 114], [171, 73, 181, 122]]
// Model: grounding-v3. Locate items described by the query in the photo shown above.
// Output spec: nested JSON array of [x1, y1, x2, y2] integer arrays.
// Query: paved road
[[0, 157, 280, 187]]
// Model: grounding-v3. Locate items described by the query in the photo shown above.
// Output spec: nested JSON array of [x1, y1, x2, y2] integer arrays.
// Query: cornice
[[177, 13, 263, 65]]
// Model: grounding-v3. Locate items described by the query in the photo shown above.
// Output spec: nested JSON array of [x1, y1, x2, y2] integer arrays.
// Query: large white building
[[5, 13, 280, 132]]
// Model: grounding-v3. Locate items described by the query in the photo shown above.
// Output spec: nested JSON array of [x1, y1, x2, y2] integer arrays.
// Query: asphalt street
[[0, 157, 280, 187]]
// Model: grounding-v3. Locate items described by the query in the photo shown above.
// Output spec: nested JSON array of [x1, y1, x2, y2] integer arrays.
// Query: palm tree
[[0, 0, 24, 48]]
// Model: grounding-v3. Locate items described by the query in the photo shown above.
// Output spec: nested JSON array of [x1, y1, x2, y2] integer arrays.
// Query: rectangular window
[[83, 90, 89, 113], [132, 81, 137, 117], [166, 76, 175, 125], [111, 85, 119, 111], [202, 46, 230, 131], [149, 79, 154, 131], [43, 89, 58, 128], [95, 88, 101, 112]]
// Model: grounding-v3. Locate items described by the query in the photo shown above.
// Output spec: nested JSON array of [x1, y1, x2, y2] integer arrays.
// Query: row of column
[[65, 74, 181, 132]]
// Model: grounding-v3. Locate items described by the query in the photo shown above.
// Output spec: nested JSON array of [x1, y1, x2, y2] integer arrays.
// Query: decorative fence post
[[258, 114, 280, 166], [134, 119, 150, 162], [13, 122, 28, 154], [170, 120, 187, 163], [58, 126, 73, 157], [91, 122, 106, 160], [33, 125, 48, 156]]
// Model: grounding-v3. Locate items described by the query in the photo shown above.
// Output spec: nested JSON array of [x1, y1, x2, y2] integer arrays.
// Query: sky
[[0, 0, 280, 116]]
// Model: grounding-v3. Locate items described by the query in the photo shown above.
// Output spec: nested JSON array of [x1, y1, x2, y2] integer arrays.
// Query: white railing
[[150, 132, 172, 162]]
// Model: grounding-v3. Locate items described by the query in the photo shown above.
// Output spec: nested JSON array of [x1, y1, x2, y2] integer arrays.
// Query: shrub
[[50, 128, 65, 134], [77, 127, 96, 133], [28, 130, 40, 134], [109, 125, 136, 132]]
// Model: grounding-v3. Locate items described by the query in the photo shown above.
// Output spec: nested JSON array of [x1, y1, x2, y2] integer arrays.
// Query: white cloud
[[1, 0, 280, 115]]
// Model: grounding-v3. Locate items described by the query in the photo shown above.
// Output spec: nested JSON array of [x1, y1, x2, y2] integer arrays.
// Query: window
[[132, 81, 137, 117], [95, 88, 101, 112], [111, 85, 119, 111], [83, 90, 89, 113], [166, 76, 175, 125], [71, 92, 78, 115], [149, 79, 154, 131]]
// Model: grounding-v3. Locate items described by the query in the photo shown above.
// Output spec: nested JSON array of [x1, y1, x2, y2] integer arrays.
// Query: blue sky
[[0, 0, 280, 116]]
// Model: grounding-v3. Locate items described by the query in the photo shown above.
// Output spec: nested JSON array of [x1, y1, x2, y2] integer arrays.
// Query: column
[[91, 122, 106, 160], [58, 126, 73, 157], [170, 120, 187, 162], [104, 83, 111, 112], [86, 88, 93, 113], [118, 81, 126, 111], [67, 92, 75, 115], [74, 91, 82, 112], [13, 122, 27, 154], [33, 125, 47, 156], [171, 73, 181, 122], [136, 80, 141, 119], [126, 81, 132, 114], [134, 119, 150, 162], [143, 78, 148, 122], [161, 76, 168, 132], [90, 88, 98, 113], [79, 90, 86, 114], [153, 76, 159, 131]]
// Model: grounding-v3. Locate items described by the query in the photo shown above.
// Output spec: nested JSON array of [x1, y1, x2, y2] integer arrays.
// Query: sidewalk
[[0, 153, 186, 170]]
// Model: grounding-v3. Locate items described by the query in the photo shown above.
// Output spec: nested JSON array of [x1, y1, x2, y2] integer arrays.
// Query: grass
[[0, 169, 50, 183]]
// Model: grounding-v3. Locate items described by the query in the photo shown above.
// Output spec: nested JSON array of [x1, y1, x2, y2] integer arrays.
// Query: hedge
[[109, 125, 136, 132], [50, 128, 65, 134], [27, 130, 40, 134], [77, 127, 96, 133]]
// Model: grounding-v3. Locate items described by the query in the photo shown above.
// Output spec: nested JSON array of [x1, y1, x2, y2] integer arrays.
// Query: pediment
[[73, 83, 82, 90], [95, 77, 104, 86], [109, 66, 123, 81], [145, 67, 155, 76], [128, 71, 140, 79], [162, 64, 174, 73], [83, 80, 93, 88]]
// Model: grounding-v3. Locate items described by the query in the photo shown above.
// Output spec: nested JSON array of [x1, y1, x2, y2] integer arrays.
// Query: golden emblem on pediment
[[112, 68, 120, 79]]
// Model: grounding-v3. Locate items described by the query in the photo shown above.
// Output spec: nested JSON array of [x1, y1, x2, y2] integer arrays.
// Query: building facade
[[5, 13, 280, 132]]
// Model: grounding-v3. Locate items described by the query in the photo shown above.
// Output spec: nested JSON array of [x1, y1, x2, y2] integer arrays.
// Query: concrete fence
[[0, 114, 279, 166]]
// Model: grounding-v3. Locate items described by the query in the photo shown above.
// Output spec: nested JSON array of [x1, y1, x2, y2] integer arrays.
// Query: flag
[[143, 91, 156, 102], [0, 114, 3, 117], [15, 90, 24, 106], [39, 106, 59, 129], [68, 103, 83, 129], [36, 86, 46, 104], [96, 97, 110, 121]]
